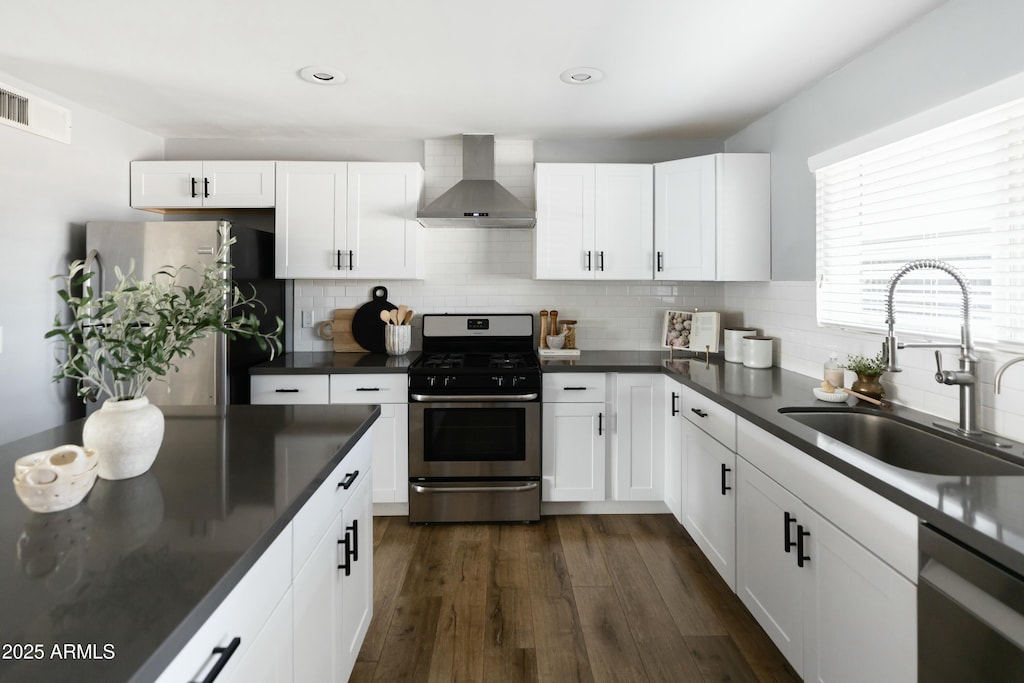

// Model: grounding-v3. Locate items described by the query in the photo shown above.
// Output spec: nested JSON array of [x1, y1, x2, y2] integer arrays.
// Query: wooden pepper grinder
[[549, 310, 559, 339], [539, 310, 549, 349]]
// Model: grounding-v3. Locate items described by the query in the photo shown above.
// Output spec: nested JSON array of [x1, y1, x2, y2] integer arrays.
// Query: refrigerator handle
[[83, 249, 102, 312]]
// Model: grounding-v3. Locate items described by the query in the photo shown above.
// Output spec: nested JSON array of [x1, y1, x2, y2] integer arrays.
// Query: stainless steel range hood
[[417, 135, 536, 229]]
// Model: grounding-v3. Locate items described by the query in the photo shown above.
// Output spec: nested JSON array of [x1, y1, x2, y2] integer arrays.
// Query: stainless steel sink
[[779, 408, 1024, 476]]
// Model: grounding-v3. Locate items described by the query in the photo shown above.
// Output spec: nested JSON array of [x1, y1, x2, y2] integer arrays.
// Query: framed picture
[[662, 310, 693, 349]]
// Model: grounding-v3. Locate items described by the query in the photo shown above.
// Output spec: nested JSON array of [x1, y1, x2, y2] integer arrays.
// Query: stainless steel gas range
[[407, 314, 541, 523]]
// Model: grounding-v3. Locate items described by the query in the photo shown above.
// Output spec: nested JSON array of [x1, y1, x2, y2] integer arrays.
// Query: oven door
[[408, 398, 540, 480]]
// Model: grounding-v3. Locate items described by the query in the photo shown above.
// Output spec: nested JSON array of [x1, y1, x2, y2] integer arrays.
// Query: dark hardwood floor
[[352, 514, 800, 682]]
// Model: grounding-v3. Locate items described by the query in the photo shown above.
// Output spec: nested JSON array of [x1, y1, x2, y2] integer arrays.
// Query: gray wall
[[726, 0, 1024, 281], [0, 71, 163, 445]]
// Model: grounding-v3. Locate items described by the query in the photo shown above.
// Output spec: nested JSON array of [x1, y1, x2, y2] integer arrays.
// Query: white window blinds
[[814, 95, 1024, 346]]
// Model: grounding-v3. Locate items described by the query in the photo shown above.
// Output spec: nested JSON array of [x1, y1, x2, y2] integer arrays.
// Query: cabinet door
[[613, 373, 663, 501], [681, 421, 736, 589], [534, 163, 596, 279], [338, 472, 374, 682], [292, 513, 342, 683], [275, 161, 347, 278], [370, 403, 408, 504], [594, 164, 653, 280], [542, 402, 606, 501], [653, 156, 716, 280], [716, 154, 771, 281], [736, 457, 806, 675], [802, 510, 916, 683], [131, 160, 204, 208], [203, 161, 275, 208], [664, 385, 683, 523], [228, 589, 294, 683], [347, 162, 422, 279]]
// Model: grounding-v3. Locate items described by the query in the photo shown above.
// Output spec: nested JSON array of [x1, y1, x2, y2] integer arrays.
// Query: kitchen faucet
[[882, 259, 980, 436], [994, 356, 1024, 394]]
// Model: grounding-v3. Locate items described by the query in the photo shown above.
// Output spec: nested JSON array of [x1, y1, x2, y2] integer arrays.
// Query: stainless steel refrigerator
[[83, 220, 287, 408]]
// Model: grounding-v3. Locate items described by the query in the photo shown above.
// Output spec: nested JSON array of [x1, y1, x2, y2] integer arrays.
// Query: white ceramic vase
[[83, 397, 165, 480]]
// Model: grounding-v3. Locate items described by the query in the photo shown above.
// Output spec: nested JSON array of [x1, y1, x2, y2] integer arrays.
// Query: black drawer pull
[[563, 386, 588, 391], [784, 511, 797, 553], [691, 408, 708, 418], [721, 463, 732, 496], [356, 387, 381, 391], [657, 251, 664, 272], [797, 525, 811, 568], [671, 391, 679, 416], [598, 412, 604, 436], [190, 177, 199, 198], [200, 636, 241, 683], [348, 519, 359, 564], [337, 470, 359, 490], [274, 388, 300, 393]]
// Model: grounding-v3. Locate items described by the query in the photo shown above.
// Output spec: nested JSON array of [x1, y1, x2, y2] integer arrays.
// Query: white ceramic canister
[[385, 325, 412, 356], [724, 328, 758, 363], [742, 336, 774, 369]]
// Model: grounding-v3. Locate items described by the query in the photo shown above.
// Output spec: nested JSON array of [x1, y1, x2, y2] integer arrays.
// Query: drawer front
[[291, 432, 373, 575], [681, 385, 736, 451], [543, 373, 607, 403], [330, 374, 407, 404], [251, 375, 329, 405]]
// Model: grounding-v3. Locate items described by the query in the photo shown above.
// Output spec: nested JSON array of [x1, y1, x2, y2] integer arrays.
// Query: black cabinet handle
[[203, 177, 210, 198], [563, 386, 588, 391], [348, 250, 354, 270], [336, 249, 343, 270], [784, 511, 797, 553], [190, 177, 199, 198], [657, 251, 664, 272], [337, 470, 359, 490], [598, 412, 604, 436], [585, 250, 592, 271], [691, 408, 708, 418], [598, 251, 605, 271], [348, 519, 359, 563], [721, 463, 732, 496], [356, 387, 381, 392], [797, 525, 811, 568], [337, 534, 352, 575], [671, 391, 679, 416], [274, 388, 300, 393], [199, 637, 241, 683]]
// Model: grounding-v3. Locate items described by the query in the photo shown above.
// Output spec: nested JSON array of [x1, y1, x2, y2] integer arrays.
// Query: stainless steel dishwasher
[[919, 523, 1024, 681]]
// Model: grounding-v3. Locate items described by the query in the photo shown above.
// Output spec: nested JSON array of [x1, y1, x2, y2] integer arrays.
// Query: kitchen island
[[0, 404, 378, 683]]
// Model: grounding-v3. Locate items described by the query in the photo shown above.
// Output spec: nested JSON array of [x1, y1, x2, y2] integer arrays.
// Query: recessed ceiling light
[[560, 67, 604, 85], [299, 66, 346, 85]]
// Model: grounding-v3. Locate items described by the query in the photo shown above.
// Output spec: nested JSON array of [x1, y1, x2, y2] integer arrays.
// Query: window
[[812, 95, 1024, 347]]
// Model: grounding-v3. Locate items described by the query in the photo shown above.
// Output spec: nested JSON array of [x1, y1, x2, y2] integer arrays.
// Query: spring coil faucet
[[883, 259, 980, 436]]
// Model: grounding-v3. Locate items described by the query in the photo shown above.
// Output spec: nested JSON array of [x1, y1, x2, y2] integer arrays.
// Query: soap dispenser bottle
[[824, 346, 844, 388]]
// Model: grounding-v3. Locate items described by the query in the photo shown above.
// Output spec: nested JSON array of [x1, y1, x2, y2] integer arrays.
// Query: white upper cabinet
[[131, 160, 276, 209], [275, 161, 423, 279], [535, 163, 653, 280], [654, 153, 770, 281]]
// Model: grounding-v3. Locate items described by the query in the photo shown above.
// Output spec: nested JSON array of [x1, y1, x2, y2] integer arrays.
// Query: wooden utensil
[[404, 309, 414, 325], [841, 387, 884, 406], [397, 304, 408, 325], [380, 310, 392, 324]]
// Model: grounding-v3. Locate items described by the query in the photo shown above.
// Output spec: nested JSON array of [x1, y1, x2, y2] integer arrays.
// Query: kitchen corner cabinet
[[542, 373, 607, 501], [130, 160, 275, 209], [611, 374, 664, 501], [735, 418, 916, 681], [654, 153, 770, 281], [534, 163, 653, 280], [275, 161, 423, 279], [293, 435, 373, 683]]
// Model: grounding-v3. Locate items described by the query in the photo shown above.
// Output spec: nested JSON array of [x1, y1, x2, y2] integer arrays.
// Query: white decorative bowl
[[546, 335, 565, 350], [13, 446, 99, 513], [813, 387, 849, 403]]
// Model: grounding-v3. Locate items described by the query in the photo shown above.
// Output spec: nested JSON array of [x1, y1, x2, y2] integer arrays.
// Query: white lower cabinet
[[735, 418, 917, 681], [230, 588, 294, 683], [681, 420, 737, 590], [663, 385, 683, 522], [612, 374, 664, 501], [542, 374, 608, 502]]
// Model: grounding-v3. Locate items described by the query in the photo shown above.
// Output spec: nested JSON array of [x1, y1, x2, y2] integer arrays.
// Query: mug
[[724, 328, 758, 363]]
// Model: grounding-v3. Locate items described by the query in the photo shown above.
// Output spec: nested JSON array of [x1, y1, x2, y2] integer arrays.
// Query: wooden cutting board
[[318, 309, 365, 352]]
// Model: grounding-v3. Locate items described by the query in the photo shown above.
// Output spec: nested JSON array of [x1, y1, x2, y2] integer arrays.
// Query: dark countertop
[[251, 351, 412, 374], [0, 404, 379, 683], [539, 349, 669, 372], [661, 358, 1024, 578]]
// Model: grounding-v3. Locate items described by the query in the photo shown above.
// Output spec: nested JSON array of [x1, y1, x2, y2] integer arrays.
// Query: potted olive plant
[[842, 352, 887, 401], [46, 224, 282, 480]]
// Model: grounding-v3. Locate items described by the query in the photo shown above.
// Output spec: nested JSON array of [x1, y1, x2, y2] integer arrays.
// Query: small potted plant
[[46, 224, 282, 480], [842, 352, 887, 401]]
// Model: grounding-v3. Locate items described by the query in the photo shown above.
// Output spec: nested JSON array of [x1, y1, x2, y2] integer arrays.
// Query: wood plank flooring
[[353, 514, 800, 683]]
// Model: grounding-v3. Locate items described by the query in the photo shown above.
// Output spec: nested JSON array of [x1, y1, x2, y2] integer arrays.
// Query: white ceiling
[[1, 0, 945, 142]]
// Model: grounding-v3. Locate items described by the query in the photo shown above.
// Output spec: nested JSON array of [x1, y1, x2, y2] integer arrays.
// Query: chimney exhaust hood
[[417, 135, 536, 229]]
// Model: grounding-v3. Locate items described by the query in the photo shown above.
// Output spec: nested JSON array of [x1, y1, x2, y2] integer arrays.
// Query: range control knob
[[427, 376, 437, 388], [491, 375, 504, 388]]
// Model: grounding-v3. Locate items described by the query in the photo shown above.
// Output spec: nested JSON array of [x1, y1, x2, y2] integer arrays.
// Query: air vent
[[0, 82, 71, 144]]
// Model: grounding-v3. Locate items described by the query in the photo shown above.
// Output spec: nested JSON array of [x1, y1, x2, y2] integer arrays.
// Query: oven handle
[[411, 482, 540, 494], [410, 393, 539, 402]]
